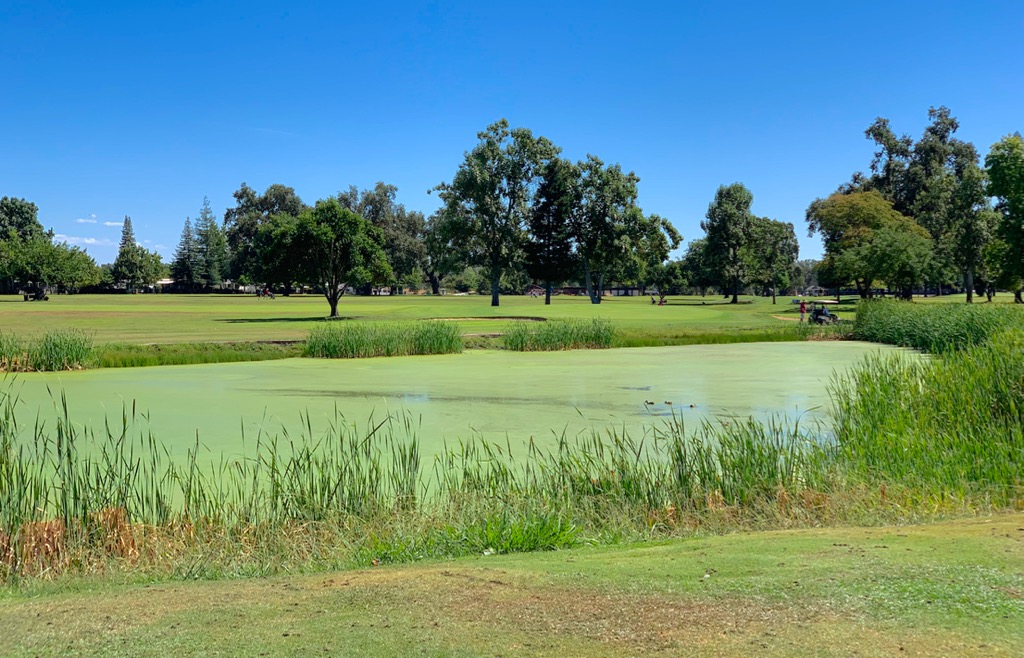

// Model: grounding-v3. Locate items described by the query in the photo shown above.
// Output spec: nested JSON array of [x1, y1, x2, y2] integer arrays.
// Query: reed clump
[[0, 329, 92, 372], [304, 321, 463, 358], [503, 318, 615, 351], [854, 298, 1024, 352]]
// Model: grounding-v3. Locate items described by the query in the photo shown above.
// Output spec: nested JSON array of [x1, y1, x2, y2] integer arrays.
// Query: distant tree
[[862, 107, 984, 294], [623, 211, 683, 293], [680, 238, 716, 296], [806, 190, 910, 297], [0, 196, 44, 241], [194, 197, 230, 287], [648, 260, 686, 303], [526, 157, 579, 304], [701, 183, 755, 303], [947, 162, 997, 302], [111, 216, 163, 289], [744, 217, 799, 303], [50, 242, 101, 292], [423, 211, 462, 295], [571, 155, 641, 304], [170, 217, 201, 290], [433, 119, 559, 307], [112, 216, 144, 290], [338, 183, 426, 294], [868, 218, 933, 299], [253, 213, 301, 291], [224, 183, 306, 283], [985, 134, 1024, 302], [792, 259, 819, 293], [290, 199, 392, 317]]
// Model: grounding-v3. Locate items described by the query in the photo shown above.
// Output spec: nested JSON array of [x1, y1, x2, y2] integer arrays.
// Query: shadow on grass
[[215, 316, 346, 324]]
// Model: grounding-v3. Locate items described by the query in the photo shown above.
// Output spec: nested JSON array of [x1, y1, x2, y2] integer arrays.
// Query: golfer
[[799, 299, 807, 323]]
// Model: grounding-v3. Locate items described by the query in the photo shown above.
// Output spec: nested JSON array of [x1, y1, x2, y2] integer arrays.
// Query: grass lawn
[[0, 293, 840, 345], [2, 513, 1020, 657]]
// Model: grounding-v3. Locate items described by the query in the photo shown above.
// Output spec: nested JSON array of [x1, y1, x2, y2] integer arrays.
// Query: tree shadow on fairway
[[216, 316, 350, 323]]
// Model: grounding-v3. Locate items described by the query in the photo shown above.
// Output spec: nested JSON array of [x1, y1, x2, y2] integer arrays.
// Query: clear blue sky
[[2, 0, 1022, 264]]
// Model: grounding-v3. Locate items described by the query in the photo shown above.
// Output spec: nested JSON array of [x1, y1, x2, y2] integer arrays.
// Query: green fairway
[[2, 513, 1020, 657], [0, 293, 837, 345]]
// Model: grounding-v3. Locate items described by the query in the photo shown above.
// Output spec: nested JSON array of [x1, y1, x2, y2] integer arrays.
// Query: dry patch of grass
[[2, 514, 1022, 656]]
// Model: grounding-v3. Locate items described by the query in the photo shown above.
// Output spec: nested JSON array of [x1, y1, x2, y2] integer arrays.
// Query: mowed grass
[[0, 293, 832, 345], [1, 514, 1020, 657]]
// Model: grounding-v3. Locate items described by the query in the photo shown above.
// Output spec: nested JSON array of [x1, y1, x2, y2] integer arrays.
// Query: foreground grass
[[2, 514, 1020, 657]]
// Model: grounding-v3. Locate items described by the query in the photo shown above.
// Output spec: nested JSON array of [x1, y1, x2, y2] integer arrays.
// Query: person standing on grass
[[799, 299, 807, 323]]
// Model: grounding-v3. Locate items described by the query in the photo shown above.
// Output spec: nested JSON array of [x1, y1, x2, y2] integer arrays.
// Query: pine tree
[[194, 197, 230, 287], [170, 217, 200, 290], [111, 215, 143, 290]]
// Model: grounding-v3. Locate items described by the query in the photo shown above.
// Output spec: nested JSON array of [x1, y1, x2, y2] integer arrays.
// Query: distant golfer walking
[[799, 299, 807, 323]]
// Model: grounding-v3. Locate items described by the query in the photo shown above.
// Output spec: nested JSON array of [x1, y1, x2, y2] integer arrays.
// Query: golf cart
[[20, 287, 49, 302], [809, 300, 839, 325]]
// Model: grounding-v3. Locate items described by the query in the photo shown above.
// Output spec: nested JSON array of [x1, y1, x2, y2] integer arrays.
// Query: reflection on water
[[13, 342, 914, 461]]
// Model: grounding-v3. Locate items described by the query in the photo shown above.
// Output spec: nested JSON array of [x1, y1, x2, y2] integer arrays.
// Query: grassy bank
[[3, 513, 1021, 657], [503, 318, 615, 350]]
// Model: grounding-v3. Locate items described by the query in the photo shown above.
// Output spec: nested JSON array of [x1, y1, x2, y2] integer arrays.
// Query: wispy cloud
[[54, 234, 117, 247], [76, 218, 97, 224], [103, 221, 121, 227], [89, 213, 97, 218]]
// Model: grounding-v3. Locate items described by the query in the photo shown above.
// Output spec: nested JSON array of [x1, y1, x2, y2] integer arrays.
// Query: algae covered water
[[11, 342, 914, 461]]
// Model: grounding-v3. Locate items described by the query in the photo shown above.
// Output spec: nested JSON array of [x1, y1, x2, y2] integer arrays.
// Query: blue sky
[[2, 1, 1022, 264]]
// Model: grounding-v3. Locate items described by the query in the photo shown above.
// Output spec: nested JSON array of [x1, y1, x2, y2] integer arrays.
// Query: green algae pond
[[8, 342, 915, 464]]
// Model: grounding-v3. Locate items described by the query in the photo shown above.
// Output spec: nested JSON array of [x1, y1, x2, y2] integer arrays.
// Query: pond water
[[10, 342, 913, 462]]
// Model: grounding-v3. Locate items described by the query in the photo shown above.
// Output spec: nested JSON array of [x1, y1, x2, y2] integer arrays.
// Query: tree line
[[5, 111, 1021, 312], [806, 107, 1024, 303]]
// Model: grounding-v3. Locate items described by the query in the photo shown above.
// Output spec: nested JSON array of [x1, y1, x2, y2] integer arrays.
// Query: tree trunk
[[771, 274, 777, 304], [965, 267, 974, 303], [1015, 289, 1023, 304], [544, 280, 552, 305], [427, 271, 440, 295], [594, 272, 604, 304], [326, 289, 340, 318], [490, 268, 500, 307], [730, 274, 738, 304], [584, 260, 599, 304]]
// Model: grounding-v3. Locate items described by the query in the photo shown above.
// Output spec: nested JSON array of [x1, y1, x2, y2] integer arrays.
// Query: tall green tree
[[433, 119, 559, 307], [948, 162, 997, 302], [111, 216, 143, 290], [985, 133, 1024, 302], [863, 107, 984, 295], [195, 197, 230, 287], [701, 183, 754, 303], [338, 183, 426, 293], [571, 155, 641, 304], [681, 238, 716, 296], [224, 183, 306, 283], [0, 196, 44, 241], [744, 217, 799, 303], [807, 191, 904, 297], [526, 157, 579, 304], [423, 211, 461, 296], [289, 198, 392, 317], [170, 217, 201, 290]]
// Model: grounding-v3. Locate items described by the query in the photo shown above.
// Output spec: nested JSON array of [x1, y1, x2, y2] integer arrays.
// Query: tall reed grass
[[854, 298, 1024, 352], [0, 384, 847, 582], [831, 330, 1024, 501], [304, 321, 463, 358], [503, 318, 615, 351], [0, 329, 92, 372]]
